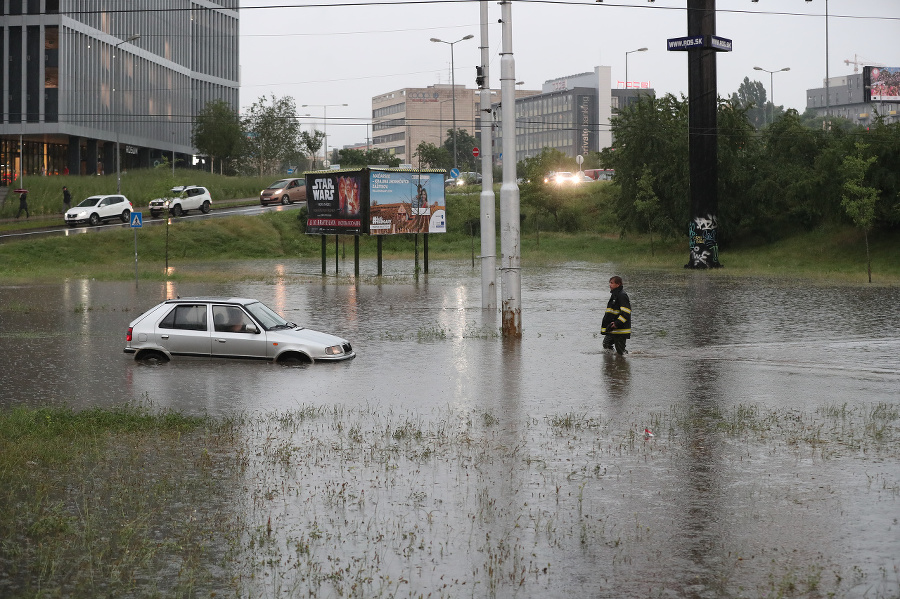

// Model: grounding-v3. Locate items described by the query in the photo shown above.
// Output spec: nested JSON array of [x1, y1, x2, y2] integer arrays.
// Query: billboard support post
[[424, 234, 429, 274], [377, 236, 383, 276], [354, 236, 360, 277], [335, 235, 339, 274], [321, 235, 326, 275]]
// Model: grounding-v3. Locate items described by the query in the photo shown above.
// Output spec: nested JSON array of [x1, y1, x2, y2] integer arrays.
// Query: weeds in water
[[416, 324, 448, 340]]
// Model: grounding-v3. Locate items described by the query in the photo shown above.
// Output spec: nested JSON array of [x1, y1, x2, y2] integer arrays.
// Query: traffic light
[[475, 66, 485, 89]]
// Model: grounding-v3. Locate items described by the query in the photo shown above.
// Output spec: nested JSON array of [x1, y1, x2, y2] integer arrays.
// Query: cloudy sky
[[238, 0, 900, 150]]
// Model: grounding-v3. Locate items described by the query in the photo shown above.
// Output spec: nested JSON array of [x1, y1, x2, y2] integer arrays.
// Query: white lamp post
[[753, 66, 790, 125], [113, 34, 139, 193], [302, 103, 347, 168], [430, 35, 474, 171], [625, 47, 648, 102]]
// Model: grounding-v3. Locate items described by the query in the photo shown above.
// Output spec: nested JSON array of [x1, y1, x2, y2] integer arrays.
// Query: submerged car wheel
[[121, 209, 131, 223], [136, 349, 169, 364], [150, 211, 160, 218], [200, 200, 211, 214], [281, 195, 290, 205], [172, 204, 184, 217], [89, 213, 101, 226], [277, 352, 311, 365]]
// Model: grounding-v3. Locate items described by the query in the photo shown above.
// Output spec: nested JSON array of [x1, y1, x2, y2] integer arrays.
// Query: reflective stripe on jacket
[[600, 287, 632, 338]]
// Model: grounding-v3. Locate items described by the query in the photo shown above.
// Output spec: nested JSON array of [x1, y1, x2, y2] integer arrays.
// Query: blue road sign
[[667, 36, 704, 51], [450, 168, 460, 179], [130, 212, 143, 228], [710, 36, 733, 52]]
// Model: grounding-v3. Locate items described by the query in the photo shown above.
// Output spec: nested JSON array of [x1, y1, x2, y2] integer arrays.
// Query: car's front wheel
[[150, 211, 160, 218], [200, 200, 211, 214], [121, 209, 131, 223], [89, 213, 101, 226], [172, 204, 184, 217], [276, 352, 311, 365], [281, 195, 290, 205]]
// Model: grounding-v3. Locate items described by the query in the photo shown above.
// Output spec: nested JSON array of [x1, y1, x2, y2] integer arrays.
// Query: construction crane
[[844, 54, 886, 73]]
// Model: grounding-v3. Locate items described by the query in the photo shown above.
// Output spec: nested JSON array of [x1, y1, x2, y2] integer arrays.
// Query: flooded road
[[1, 260, 898, 597]]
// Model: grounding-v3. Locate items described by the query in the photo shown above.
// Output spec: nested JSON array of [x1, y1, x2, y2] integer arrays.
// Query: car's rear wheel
[[89, 213, 101, 226], [281, 195, 290, 205], [200, 200, 211, 214], [136, 349, 169, 364], [121, 209, 131, 223], [172, 204, 184, 217]]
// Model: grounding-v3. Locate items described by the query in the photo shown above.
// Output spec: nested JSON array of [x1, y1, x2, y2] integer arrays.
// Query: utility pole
[[478, 0, 497, 311], [499, 0, 522, 336]]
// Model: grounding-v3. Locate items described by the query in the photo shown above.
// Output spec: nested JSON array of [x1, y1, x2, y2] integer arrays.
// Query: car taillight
[[126, 327, 133, 342]]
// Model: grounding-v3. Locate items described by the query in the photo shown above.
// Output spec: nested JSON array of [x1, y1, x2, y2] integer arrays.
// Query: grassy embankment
[[1, 172, 897, 284]]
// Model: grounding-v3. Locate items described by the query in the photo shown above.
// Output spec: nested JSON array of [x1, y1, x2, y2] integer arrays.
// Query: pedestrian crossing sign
[[130, 212, 143, 228]]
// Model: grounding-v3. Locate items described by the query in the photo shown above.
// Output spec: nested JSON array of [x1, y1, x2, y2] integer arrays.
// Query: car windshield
[[267, 180, 290, 190], [76, 197, 102, 207], [245, 301, 297, 331]]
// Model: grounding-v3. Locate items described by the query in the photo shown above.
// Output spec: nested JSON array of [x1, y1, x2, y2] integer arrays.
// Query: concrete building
[[806, 71, 898, 126], [371, 84, 539, 165], [1, 0, 239, 184], [491, 66, 655, 165]]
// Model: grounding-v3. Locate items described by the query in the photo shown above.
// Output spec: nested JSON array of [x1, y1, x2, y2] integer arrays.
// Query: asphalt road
[[0, 199, 303, 244]]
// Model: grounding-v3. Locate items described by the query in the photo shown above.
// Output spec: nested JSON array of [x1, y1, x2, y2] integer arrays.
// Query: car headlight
[[77, 211, 88, 218], [324, 345, 344, 356]]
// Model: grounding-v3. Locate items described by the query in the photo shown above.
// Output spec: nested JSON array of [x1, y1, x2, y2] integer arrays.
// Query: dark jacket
[[63, 189, 72, 205], [601, 286, 631, 338], [19, 192, 28, 207]]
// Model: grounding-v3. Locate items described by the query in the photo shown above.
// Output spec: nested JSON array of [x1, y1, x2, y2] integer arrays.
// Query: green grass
[[0, 404, 244, 597]]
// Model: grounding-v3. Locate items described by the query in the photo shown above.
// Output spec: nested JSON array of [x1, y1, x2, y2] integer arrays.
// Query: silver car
[[124, 297, 355, 364]]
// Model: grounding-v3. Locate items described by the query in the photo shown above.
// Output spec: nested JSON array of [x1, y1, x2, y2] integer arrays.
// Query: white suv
[[65, 194, 133, 227], [149, 185, 212, 218]]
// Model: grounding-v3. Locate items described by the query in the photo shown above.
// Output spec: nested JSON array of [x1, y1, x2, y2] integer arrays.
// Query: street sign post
[[131, 212, 142, 286], [472, 147, 480, 158]]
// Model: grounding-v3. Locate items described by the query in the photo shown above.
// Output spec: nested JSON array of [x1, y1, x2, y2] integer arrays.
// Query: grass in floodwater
[[0, 403, 245, 598]]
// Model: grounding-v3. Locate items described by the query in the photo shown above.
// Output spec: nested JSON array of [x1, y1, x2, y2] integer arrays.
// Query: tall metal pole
[[114, 34, 139, 195], [625, 47, 648, 101], [499, 0, 521, 337], [753, 66, 789, 126], [431, 36, 474, 171], [479, 0, 496, 311], [303, 103, 347, 168]]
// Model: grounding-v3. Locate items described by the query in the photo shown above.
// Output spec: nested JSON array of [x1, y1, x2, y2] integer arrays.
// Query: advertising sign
[[865, 66, 900, 102], [667, 36, 704, 51], [305, 171, 366, 235], [369, 170, 446, 235]]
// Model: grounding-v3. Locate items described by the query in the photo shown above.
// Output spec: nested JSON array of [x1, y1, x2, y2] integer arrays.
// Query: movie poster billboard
[[864, 66, 900, 102], [305, 171, 367, 235], [368, 170, 446, 235]]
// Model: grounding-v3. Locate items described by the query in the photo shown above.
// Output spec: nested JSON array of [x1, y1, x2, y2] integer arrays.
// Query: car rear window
[[159, 304, 208, 331]]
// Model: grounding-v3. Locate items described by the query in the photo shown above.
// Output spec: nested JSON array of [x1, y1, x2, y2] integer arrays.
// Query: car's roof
[[163, 297, 258, 306], [86, 194, 127, 199]]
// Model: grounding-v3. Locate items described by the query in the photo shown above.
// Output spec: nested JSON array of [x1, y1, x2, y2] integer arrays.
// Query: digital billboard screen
[[865, 66, 900, 102]]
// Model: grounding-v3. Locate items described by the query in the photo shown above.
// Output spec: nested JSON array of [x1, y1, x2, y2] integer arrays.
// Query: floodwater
[[1, 260, 899, 598]]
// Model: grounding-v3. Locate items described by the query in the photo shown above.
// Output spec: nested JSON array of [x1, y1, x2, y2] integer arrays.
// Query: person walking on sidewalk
[[63, 186, 72, 212], [601, 275, 632, 355], [16, 190, 30, 219]]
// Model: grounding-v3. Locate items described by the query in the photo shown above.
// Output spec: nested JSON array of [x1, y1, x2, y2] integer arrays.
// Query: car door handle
[[216, 338, 226, 343], [161, 334, 169, 339]]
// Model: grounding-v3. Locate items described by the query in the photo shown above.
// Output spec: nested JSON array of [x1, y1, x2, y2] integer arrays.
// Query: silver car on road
[[125, 297, 355, 364]]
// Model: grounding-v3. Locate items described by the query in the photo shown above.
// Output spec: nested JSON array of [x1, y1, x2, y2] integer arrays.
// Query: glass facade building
[[1, 0, 238, 184]]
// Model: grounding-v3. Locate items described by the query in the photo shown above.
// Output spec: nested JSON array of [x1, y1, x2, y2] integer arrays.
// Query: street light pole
[[431, 35, 474, 171], [302, 103, 347, 168], [753, 66, 790, 126], [114, 34, 140, 194], [625, 47, 648, 100]]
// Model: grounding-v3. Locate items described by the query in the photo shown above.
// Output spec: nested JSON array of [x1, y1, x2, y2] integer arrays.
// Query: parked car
[[260, 178, 307, 205], [124, 297, 355, 364], [64, 194, 133, 227], [543, 171, 580, 186], [149, 185, 212, 218]]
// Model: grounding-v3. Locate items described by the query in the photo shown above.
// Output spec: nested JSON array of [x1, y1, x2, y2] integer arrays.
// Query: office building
[[806, 70, 898, 126], [1, 0, 239, 184]]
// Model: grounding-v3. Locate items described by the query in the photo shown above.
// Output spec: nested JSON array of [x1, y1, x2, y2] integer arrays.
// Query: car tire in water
[[281, 195, 290, 205], [277, 352, 311, 365], [121, 209, 131, 223], [172, 204, 184, 217], [89, 213, 101, 226], [200, 200, 211, 214], [136, 349, 169, 364], [150, 211, 160, 218]]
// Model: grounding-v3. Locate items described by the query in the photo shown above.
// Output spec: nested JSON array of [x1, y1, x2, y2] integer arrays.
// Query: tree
[[841, 142, 880, 282], [300, 130, 325, 170], [729, 77, 767, 129], [241, 95, 303, 176], [336, 148, 401, 168], [414, 141, 451, 170], [633, 166, 663, 256], [442, 129, 478, 172], [192, 100, 243, 174]]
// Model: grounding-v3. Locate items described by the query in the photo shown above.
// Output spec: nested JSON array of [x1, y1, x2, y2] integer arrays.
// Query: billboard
[[305, 168, 446, 236], [369, 169, 446, 235], [864, 66, 900, 102]]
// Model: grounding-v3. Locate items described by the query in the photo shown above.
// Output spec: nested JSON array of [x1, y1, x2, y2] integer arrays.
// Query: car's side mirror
[[245, 324, 259, 334]]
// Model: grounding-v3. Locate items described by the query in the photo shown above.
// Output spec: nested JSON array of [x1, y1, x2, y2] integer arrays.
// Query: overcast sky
[[238, 0, 900, 150]]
